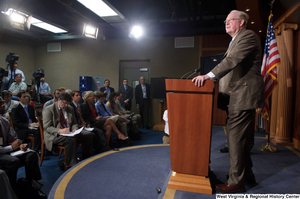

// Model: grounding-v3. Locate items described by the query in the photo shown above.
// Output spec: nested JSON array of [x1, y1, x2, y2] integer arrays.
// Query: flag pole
[[259, 0, 278, 153]]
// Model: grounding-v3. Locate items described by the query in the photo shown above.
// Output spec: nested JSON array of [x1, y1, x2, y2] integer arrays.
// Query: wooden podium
[[166, 79, 214, 194]]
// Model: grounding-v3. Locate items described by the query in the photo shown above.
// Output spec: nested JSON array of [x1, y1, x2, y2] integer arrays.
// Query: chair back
[[8, 112, 15, 129]]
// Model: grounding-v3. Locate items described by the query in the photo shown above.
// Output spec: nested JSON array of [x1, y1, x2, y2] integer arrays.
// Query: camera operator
[[35, 77, 52, 103], [8, 74, 27, 101], [5, 62, 25, 83]]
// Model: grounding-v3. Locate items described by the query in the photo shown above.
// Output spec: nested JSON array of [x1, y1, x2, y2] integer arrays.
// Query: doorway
[[119, 60, 150, 114]]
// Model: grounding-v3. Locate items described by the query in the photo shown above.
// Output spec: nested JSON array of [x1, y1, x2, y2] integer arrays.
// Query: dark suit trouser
[[139, 99, 149, 127], [16, 129, 41, 152], [124, 102, 131, 111], [226, 109, 255, 187], [92, 127, 109, 154], [53, 130, 93, 167], [0, 152, 42, 189]]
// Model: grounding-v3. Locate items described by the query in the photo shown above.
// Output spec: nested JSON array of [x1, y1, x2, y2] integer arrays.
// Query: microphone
[[180, 68, 201, 79]]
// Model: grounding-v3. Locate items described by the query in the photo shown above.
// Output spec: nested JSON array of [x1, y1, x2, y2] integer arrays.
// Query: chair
[[9, 112, 34, 149]]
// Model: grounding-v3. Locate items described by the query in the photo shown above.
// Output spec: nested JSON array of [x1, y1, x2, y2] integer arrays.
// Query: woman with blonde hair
[[81, 91, 128, 147]]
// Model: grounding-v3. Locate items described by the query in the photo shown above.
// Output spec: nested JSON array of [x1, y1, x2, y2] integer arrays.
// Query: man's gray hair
[[230, 10, 249, 28]]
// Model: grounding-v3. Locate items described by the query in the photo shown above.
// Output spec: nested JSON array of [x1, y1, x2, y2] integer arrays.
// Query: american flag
[[257, 14, 280, 120]]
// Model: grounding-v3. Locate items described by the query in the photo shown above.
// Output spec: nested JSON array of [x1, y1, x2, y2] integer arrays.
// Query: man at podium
[[192, 10, 264, 193]]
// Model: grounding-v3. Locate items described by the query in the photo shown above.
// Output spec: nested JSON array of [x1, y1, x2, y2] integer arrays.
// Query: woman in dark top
[[81, 91, 128, 144]]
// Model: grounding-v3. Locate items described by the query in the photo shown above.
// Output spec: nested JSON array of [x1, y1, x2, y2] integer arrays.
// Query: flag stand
[[259, 117, 277, 152], [257, 0, 279, 153]]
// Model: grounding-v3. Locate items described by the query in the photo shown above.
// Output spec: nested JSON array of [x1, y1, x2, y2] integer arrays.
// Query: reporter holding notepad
[[43, 92, 93, 170], [0, 96, 43, 196]]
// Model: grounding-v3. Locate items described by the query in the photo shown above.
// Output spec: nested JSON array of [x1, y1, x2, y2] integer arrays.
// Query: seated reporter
[[2, 90, 19, 119], [11, 91, 41, 153], [115, 92, 141, 132], [95, 92, 129, 138], [0, 97, 43, 196], [43, 92, 93, 169], [70, 90, 109, 153], [35, 77, 53, 103], [81, 91, 128, 142], [8, 74, 27, 101]]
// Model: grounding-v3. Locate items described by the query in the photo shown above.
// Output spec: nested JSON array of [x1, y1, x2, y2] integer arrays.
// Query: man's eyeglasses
[[224, 18, 240, 24]]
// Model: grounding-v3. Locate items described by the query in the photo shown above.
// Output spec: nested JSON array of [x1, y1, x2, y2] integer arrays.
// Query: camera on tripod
[[33, 68, 44, 103], [6, 52, 19, 63], [33, 68, 44, 81]]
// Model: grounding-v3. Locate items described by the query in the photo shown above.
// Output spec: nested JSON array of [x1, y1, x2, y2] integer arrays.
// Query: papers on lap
[[61, 127, 84, 137], [10, 148, 32, 156]]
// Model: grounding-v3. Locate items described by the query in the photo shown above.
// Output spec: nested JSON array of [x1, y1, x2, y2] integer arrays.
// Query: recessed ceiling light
[[259, 30, 262, 33], [251, 21, 255, 24], [31, 17, 67, 33], [245, 9, 250, 12], [77, 0, 118, 17]]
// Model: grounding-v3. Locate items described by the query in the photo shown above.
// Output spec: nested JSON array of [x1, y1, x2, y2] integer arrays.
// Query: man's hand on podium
[[192, 75, 210, 87]]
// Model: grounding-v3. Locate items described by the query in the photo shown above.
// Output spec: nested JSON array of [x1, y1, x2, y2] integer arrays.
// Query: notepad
[[61, 127, 84, 137], [10, 148, 32, 156]]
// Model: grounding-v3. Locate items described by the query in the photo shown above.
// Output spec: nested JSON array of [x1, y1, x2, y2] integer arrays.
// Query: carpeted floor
[[17, 126, 300, 198]]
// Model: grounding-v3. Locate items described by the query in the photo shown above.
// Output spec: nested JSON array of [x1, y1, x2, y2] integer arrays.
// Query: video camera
[[0, 68, 8, 79], [6, 52, 19, 64], [33, 68, 44, 81]]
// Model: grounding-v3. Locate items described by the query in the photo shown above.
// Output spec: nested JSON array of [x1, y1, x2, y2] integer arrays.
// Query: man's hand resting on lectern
[[192, 75, 210, 87]]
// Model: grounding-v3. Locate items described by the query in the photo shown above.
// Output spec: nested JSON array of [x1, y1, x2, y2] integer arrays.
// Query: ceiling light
[[10, 12, 25, 23], [83, 24, 98, 39], [251, 21, 255, 25], [259, 30, 262, 33], [9, 12, 26, 30], [129, 26, 143, 38], [245, 9, 250, 12], [2, 8, 67, 33], [31, 17, 67, 33], [77, 0, 118, 17]]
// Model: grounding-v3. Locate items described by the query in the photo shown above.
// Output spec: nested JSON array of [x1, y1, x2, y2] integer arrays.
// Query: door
[[120, 60, 150, 114]]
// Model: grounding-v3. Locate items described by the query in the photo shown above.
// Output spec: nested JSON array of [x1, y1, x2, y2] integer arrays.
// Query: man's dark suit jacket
[[118, 85, 133, 108], [100, 87, 115, 94], [69, 102, 83, 125], [11, 104, 37, 131], [135, 83, 150, 107]]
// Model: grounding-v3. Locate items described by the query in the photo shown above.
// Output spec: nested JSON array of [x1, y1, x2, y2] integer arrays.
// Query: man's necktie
[[77, 105, 86, 126], [229, 40, 232, 47], [59, 109, 68, 128], [13, 71, 15, 79], [24, 106, 32, 124]]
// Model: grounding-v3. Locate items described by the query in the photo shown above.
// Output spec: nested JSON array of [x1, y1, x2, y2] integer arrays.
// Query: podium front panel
[[167, 92, 213, 176]]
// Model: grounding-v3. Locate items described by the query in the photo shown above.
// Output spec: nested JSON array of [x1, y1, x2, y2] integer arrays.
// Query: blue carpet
[[16, 126, 300, 198], [49, 145, 171, 199]]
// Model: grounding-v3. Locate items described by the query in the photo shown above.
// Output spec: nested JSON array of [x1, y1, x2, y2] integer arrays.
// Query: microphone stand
[[186, 72, 196, 79], [180, 71, 193, 79]]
